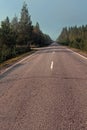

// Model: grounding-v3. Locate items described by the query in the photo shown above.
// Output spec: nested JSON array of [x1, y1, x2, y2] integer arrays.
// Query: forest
[[0, 2, 52, 63], [57, 25, 87, 51]]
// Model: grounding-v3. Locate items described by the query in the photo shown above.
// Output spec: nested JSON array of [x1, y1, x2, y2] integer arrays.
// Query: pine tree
[[57, 25, 87, 51], [0, 17, 16, 61], [11, 15, 18, 32], [18, 2, 33, 47]]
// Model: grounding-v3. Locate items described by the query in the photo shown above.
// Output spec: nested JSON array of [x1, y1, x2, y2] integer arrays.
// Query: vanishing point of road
[[0, 43, 87, 130]]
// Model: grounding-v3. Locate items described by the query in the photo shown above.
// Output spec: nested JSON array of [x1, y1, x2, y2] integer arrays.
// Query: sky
[[0, 0, 87, 40]]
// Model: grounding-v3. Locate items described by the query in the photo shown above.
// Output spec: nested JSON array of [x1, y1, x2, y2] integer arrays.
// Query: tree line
[[0, 2, 52, 63], [57, 25, 87, 51]]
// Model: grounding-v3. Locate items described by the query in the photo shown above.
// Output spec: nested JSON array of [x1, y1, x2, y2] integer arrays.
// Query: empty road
[[0, 44, 87, 130]]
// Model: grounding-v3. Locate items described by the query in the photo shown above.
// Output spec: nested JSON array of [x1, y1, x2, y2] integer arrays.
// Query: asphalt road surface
[[0, 44, 87, 130]]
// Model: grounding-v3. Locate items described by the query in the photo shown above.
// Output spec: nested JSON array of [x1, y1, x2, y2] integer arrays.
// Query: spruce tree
[[18, 2, 33, 47]]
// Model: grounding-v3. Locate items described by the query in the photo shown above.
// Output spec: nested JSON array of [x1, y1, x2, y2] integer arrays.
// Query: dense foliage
[[0, 2, 52, 62], [57, 26, 87, 51], [32, 22, 52, 47]]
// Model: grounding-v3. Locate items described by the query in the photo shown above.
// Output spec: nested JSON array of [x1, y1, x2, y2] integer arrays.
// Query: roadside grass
[[0, 50, 36, 73], [68, 47, 87, 58]]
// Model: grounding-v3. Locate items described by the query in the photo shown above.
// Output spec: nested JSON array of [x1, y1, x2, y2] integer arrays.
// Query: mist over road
[[0, 44, 87, 130]]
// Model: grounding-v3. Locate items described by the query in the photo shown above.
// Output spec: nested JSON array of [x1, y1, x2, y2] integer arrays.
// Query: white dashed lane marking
[[50, 61, 54, 70]]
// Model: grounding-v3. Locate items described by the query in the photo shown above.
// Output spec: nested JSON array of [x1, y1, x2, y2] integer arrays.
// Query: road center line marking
[[50, 61, 54, 70]]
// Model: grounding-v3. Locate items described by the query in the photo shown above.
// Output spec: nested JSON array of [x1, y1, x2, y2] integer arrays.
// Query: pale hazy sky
[[0, 0, 87, 40]]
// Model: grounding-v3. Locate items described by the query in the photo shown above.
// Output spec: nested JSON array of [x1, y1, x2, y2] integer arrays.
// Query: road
[[0, 44, 87, 130]]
